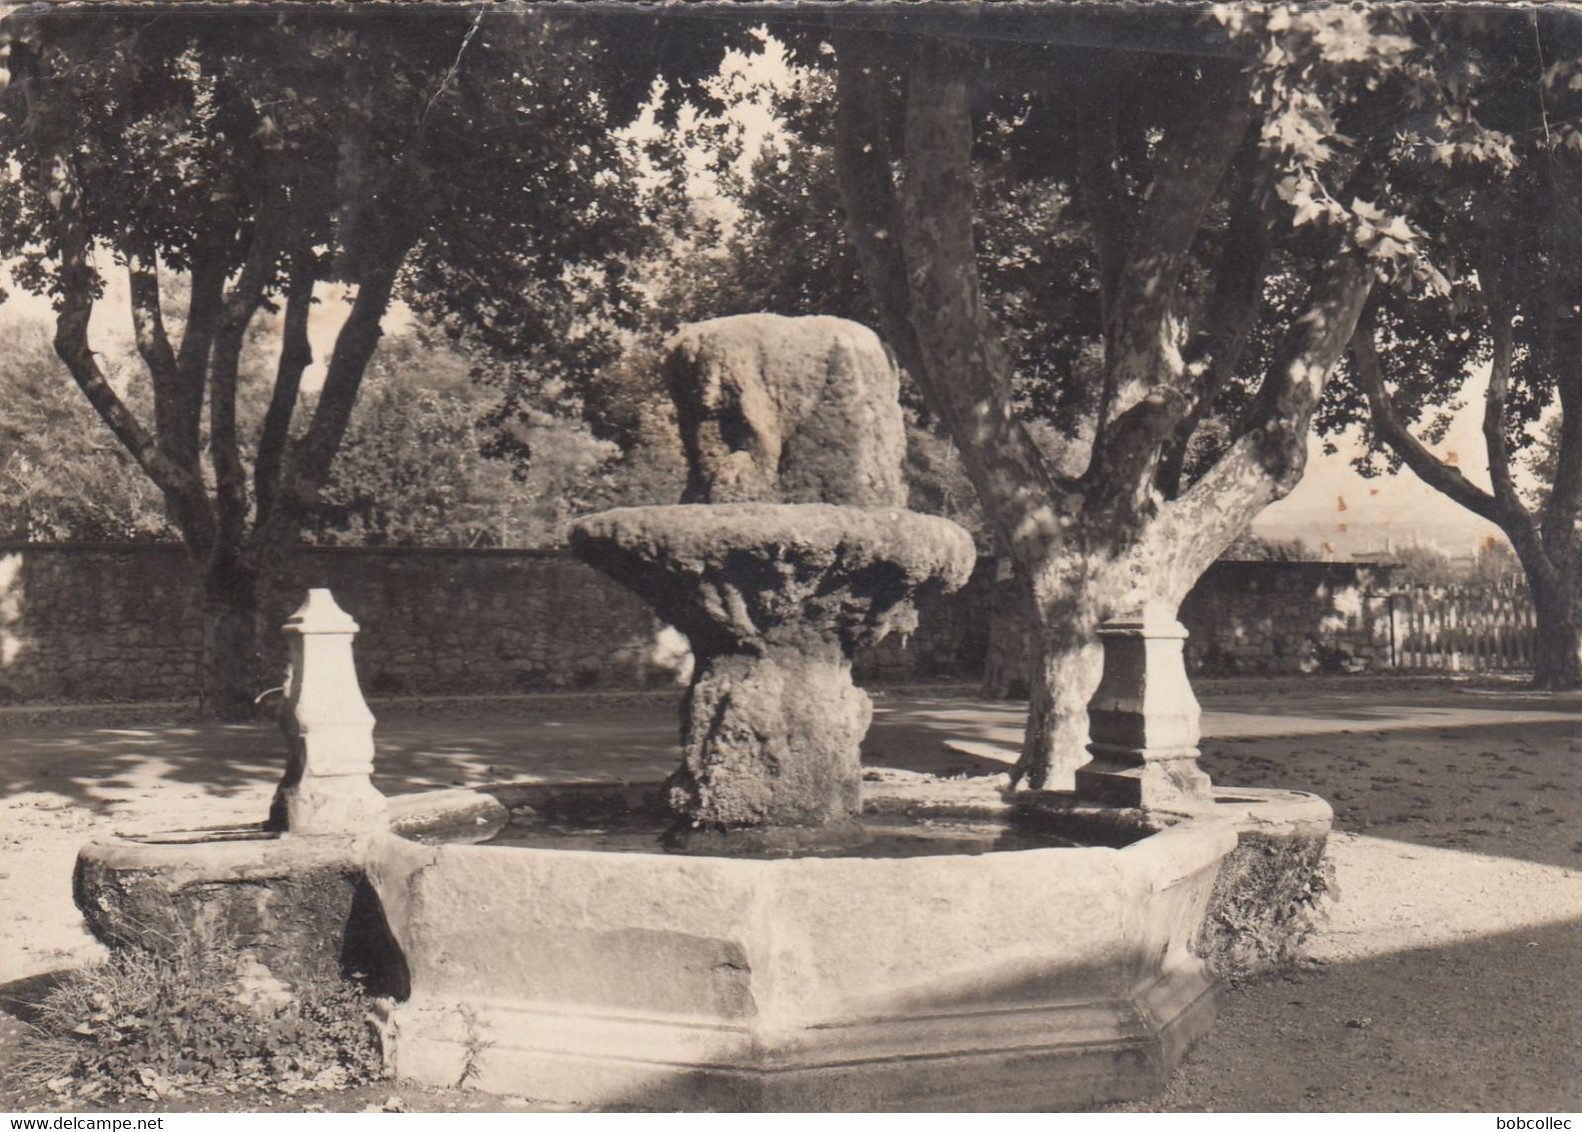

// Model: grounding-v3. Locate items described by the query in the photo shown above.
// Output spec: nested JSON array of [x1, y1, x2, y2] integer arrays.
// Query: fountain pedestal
[[1076, 613, 1214, 812], [571, 503, 978, 844], [269, 589, 387, 834], [677, 643, 869, 836]]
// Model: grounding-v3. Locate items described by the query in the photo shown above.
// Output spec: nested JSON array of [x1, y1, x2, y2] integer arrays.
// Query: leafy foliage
[[1197, 833, 1335, 981], [0, 318, 170, 541], [0, 6, 735, 710], [1300, 7, 1582, 685], [307, 334, 519, 547], [19, 937, 383, 1103]]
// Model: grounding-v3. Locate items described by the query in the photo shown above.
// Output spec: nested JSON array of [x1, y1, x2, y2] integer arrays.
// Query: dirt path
[[2, 681, 1580, 1111], [1137, 708, 1582, 1112]]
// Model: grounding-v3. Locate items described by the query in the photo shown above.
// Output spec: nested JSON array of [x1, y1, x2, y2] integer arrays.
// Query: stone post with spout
[[268, 589, 387, 834]]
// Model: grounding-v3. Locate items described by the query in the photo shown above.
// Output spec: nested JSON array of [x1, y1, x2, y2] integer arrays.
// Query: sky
[[2, 266, 393, 398], [1253, 389, 1509, 559]]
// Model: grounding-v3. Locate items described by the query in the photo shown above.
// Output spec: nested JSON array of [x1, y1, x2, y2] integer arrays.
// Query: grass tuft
[[17, 926, 386, 1103], [1197, 833, 1335, 982]]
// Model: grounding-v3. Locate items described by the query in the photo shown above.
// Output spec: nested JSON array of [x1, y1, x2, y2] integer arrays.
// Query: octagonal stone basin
[[362, 780, 1257, 1112]]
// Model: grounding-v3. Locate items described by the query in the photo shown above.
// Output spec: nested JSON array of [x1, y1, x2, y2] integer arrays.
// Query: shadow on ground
[[3, 683, 1582, 1111], [1120, 915, 1582, 1113]]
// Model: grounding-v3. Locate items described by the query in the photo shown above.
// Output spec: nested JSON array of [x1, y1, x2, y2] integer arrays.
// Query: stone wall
[[1178, 560, 1395, 676], [0, 544, 674, 704], [0, 545, 204, 702], [0, 542, 987, 704], [0, 545, 1394, 704]]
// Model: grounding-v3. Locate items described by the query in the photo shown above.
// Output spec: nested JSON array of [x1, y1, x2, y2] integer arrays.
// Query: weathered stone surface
[[365, 785, 1248, 1111], [670, 645, 871, 836], [570, 504, 975, 654], [270, 589, 387, 835], [665, 314, 907, 507], [0, 545, 687, 704], [0, 551, 1409, 707], [1075, 612, 1214, 812], [571, 504, 976, 834], [73, 835, 406, 996]]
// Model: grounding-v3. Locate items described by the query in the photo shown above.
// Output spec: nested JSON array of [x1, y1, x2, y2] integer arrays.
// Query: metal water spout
[[268, 588, 387, 834]]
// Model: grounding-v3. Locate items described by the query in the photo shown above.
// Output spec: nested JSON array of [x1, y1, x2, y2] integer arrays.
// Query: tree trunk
[[1529, 571, 1582, 690], [198, 553, 265, 721], [1020, 621, 1105, 792], [1015, 549, 1161, 790], [980, 556, 1034, 700], [831, 41, 1368, 791]]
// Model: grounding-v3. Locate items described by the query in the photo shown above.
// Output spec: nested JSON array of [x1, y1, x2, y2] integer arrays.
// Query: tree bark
[[832, 38, 1369, 789], [256, 253, 316, 525], [1019, 568, 1108, 790], [1531, 571, 1582, 689], [210, 192, 289, 554], [835, 42, 1072, 567], [198, 553, 264, 721], [980, 554, 1034, 700]]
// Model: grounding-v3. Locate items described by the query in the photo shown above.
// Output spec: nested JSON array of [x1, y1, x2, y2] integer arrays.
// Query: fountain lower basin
[[67, 576, 1335, 1112], [351, 780, 1318, 1112]]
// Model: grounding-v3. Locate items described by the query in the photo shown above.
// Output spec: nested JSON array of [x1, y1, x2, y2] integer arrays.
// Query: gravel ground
[[2, 678, 1579, 1112]]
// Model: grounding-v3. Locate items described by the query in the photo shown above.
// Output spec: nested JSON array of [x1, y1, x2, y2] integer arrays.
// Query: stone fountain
[[71, 313, 1333, 1112], [570, 314, 976, 850]]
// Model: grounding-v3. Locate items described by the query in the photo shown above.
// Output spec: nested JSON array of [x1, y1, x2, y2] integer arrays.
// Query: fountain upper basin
[[569, 503, 977, 650]]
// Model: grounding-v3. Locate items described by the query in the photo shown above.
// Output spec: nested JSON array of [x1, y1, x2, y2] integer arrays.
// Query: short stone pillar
[[1075, 611, 1213, 812], [268, 589, 387, 834]]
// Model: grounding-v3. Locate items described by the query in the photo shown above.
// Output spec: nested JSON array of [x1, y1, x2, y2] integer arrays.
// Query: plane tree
[[777, 5, 1454, 786], [1320, 9, 1582, 688], [0, 6, 726, 715]]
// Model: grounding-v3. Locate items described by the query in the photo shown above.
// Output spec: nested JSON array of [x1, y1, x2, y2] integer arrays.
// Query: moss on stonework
[[74, 854, 409, 999], [1195, 832, 1334, 982]]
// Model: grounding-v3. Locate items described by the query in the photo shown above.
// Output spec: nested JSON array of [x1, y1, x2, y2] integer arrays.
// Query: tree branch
[[885, 38, 1074, 563], [253, 233, 413, 554], [36, 102, 214, 554], [1476, 243, 1524, 517], [172, 229, 230, 469], [1157, 135, 1275, 499], [124, 253, 182, 447], [830, 44, 928, 391], [255, 250, 315, 526], [1152, 248, 1374, 598], [831, 40, 1070, 564], [1358, 309, 1555, 592], [209, 189, 289, 552], [1072, 86, 1127, 329], [1090, 70, 1255, 474], [1354, 324, 1504, 524]]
